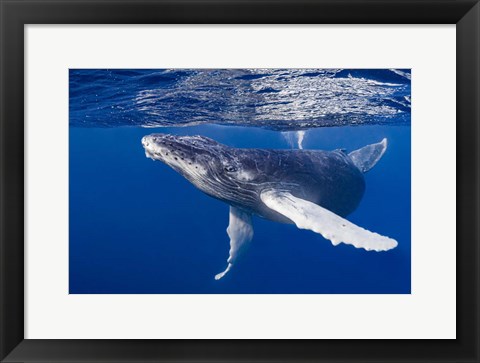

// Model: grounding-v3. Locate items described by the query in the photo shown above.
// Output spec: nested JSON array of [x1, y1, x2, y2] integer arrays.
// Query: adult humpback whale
[[142, 134, 398, 280]]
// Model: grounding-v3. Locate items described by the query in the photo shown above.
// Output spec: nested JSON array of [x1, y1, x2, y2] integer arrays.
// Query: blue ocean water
[[69, 69, 411, 294]]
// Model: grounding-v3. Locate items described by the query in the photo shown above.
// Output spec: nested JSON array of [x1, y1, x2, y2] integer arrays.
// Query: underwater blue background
[[69, 69, 411, 294]]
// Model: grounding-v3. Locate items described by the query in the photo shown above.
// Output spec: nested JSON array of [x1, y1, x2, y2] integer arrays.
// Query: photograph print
[[69, 69, 411, 294]]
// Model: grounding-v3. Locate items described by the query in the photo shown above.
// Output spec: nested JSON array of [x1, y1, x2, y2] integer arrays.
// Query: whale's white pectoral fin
[[348, 138, 387, 173], [214, 263, 232, 280], [260, 190, 397, 252], [215, 206, 254, 280]]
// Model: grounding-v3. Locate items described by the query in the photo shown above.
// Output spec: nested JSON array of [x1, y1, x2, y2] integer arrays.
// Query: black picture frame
[[1, 1, 478, 362]]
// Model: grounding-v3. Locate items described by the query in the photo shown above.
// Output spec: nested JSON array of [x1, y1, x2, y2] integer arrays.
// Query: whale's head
[[142, 133, 259, 207]]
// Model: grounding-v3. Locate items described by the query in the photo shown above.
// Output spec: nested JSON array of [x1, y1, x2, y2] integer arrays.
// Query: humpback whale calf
[[142, 134, 398, 280]]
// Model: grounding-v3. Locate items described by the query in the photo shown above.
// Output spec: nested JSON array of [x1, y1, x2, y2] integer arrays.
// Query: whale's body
[[195, 147, 365, 224], [142, 134, 397, 279]]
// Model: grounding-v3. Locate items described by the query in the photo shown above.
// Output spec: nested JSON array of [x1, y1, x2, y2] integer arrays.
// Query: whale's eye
[[224, 165, 237, 172]]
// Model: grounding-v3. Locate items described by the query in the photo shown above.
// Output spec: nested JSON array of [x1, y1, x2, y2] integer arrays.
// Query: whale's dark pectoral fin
[[348, 138, 387, 173], [260, 190, 398, 252], [215, 206, 254, 280]]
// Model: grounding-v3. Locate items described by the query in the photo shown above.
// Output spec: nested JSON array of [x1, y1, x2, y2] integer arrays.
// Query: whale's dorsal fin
[[260, 190, 397, 252], [348, 138, 387, 173], [215, 206, 254, 280]]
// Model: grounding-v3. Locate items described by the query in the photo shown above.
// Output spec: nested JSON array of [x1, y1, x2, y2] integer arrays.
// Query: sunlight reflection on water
[[70, 68, 411, 130]]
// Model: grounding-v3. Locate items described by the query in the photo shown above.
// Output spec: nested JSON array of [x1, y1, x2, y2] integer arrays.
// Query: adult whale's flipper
[[348, 138, 387, 173], [261, 190, 397, 252], [215, 206, 254, 280]]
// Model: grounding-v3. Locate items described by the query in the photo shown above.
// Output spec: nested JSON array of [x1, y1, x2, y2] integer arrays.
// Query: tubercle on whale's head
[[141, 133, 259, 206]]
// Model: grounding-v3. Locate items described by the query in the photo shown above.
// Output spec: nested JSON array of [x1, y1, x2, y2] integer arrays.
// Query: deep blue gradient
[[69, 69, 411, 294]]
